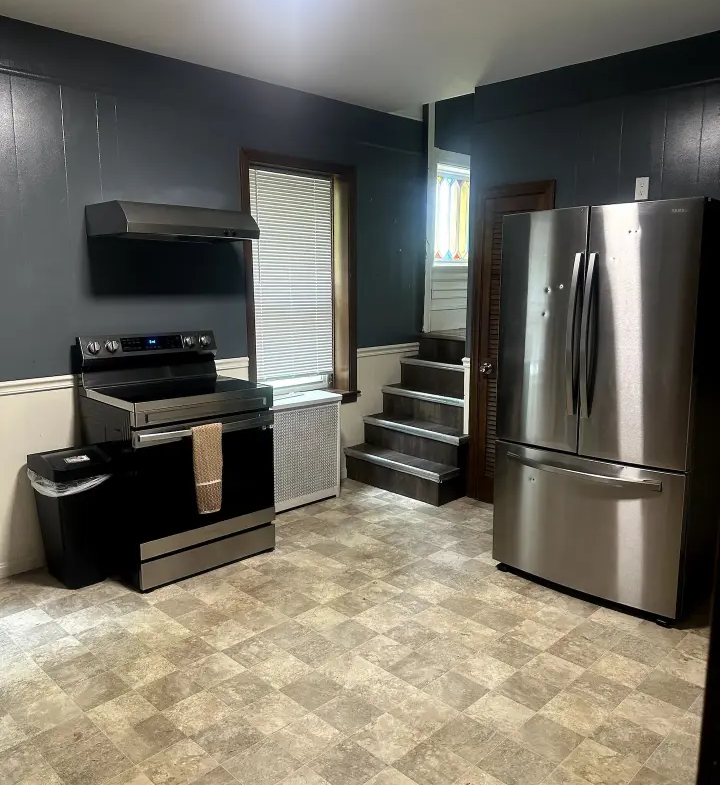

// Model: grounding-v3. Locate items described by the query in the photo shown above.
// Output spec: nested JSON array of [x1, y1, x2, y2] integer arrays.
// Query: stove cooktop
[[95, 376, 263, 405]]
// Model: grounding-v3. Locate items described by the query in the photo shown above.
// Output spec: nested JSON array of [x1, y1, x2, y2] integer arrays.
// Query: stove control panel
[[77, 331, 216, 359]]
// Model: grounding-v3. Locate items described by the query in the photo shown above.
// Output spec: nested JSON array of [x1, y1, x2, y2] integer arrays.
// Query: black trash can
[[27, 446, 114, 589]]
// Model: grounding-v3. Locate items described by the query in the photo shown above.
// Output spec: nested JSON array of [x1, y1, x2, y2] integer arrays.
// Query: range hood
[[85, 200, 259, 243]]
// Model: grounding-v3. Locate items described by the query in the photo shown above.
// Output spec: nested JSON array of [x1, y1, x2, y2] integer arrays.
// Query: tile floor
[[0, 480, 709, 785]]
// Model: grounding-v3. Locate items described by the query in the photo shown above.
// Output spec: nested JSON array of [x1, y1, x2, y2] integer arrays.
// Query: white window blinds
[[248, 168, 334, 383]]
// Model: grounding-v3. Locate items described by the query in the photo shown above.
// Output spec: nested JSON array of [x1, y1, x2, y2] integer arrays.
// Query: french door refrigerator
[[493, 197, 720, 621]]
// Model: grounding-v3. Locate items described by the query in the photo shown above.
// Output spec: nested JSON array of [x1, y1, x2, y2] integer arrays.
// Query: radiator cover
[[272, 391, 342, 512]]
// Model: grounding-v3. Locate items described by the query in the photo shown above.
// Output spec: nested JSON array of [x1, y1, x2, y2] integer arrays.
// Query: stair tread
[[345, 444, 460, 481], [401, 355, 464, 371], [382, 383, 464, 406], [364, 413, 467, 444]]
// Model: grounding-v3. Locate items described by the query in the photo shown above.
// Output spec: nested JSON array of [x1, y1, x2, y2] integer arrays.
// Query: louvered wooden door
[[468, 182, 555, 502]]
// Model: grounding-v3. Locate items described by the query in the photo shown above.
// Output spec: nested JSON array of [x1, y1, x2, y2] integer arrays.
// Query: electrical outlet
[[635, 176, 649, 201]]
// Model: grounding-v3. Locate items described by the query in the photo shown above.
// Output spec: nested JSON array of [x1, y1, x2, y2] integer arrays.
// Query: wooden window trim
[[239, 149, 358, 403]]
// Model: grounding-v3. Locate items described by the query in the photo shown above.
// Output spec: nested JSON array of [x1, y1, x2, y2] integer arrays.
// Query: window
[[434, 162, 470, 264], [240, 150, 357, 401]]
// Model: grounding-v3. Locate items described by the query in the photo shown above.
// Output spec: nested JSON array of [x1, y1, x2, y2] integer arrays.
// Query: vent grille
[[274, 403, 340, 510]]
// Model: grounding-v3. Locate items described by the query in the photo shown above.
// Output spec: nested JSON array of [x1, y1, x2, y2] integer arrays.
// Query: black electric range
[[76, 330, 276, 591]]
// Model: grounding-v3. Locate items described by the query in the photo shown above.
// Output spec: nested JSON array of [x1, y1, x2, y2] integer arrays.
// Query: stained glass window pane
[[434, 164, 470, 264]]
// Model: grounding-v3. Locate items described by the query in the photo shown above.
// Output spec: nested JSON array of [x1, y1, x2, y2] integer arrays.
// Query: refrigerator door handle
[[565, 252, 584, 415], [507, 452, 662, 492], [579, 252, 598, 419]]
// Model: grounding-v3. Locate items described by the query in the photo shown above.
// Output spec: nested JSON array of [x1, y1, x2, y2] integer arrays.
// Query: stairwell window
[[434, 162, 471, 265], [241, 150, 357, 401]]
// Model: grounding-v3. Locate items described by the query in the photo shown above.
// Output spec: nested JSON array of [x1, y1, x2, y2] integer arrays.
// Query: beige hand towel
[[191, 423, 223, 514]]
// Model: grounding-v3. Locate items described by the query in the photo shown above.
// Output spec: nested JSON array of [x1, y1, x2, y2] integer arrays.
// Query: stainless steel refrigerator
[[493, 197, 720, 622]]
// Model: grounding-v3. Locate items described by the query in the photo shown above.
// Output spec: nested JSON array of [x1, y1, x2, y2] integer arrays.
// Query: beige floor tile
[[0, 740, 49, 785], [66, 672, 130, 711], [364, 768, 421, 785], [478, 738, 556, 785], [465, 693, 535, 735], [565, 673, 632, 713], [315, 693, 383, 734], [238, 691, 308, 734], [636, 671, 702, 712], [138, 671, 204, 711], [395, 738, 471, 785], [353, 713, 423, 764], [163, 691, 233, 736], [273, 712, 343, 763], [588, 653, 652, 689], [627, 767, 677, 785], [423, 671, 487, 711], [9, 691, 82, 735], [612, 637, 674, 669], [390, 693, 457, 738], [140, 738, 219, 785], [591, 715, 664, 763], [193, 712, 265, 762], [0, 491, 707, 785], [182, 653, 245, 689], [53, 734, 134, 785], [112, 713, 186, 764], [614, 693, 685, 736], [226, 739, 303, 785], [454, 654, 517, 691], [655, 650, 707, 689], [563, 739, 642, 785], [513, 714, 584, 763], [539, 691, 610, 736], [114, 654, 178, 690], [281, 672, 342, 711], [645, 730, 700, 784], [252, 651, 315, 689], [0, 714, 26, 754], [429, 715, 502, 767], [673, 634, 708, 663]]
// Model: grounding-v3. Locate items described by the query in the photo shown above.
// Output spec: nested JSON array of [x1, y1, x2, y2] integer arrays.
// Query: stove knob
[[87, 341, 101, 355], [199, 334, 212, 347], [183, 335, 196, 348], [105, 340, 120, 354]]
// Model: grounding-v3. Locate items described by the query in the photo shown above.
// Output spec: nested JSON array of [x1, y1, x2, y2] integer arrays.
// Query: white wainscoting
[[462, 356, 471, 435], [0, 345, 414, 578], [340, 343, 419, 462], [0, 357, 249, 579], [429, 265, 468, 332]]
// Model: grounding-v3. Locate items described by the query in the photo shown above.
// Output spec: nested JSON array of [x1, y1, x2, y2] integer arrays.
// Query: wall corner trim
[[357, 342, 419, 358]]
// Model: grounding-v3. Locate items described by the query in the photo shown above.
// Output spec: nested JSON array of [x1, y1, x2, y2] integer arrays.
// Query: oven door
[[118, 411, 275, 564]]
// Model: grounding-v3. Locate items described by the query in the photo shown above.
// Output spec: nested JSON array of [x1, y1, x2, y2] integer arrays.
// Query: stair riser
[[401, 363, 464, 397], [418, 336, 465, 364], [346, 456, 466, 506], [383, 393, 463, 430], [364, 423, 461, 465]]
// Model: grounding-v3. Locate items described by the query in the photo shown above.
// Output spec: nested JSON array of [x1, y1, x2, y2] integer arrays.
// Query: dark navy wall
[[461, 30, 720, 348], [0, 17, 424, 381], [435, 94, 473, 156]]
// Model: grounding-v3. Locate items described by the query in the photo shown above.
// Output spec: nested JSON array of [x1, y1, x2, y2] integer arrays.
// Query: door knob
[[479, 362, 493, 376]]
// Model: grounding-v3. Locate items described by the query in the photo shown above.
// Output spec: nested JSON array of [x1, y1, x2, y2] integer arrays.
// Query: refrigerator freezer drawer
[[493, 441, 687, 619]]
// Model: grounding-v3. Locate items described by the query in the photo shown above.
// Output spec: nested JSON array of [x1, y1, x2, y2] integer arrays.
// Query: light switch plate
[[635, 176, 649, 201]]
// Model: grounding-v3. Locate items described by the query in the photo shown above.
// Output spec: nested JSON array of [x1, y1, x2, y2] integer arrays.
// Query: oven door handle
[[133, 413, 273, 448]]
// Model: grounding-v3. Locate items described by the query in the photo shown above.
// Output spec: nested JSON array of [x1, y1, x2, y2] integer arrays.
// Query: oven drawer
[[139, 523, 275, 590]]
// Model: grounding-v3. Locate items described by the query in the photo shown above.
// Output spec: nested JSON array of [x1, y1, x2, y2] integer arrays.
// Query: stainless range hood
[[85, 200, 259, 243]]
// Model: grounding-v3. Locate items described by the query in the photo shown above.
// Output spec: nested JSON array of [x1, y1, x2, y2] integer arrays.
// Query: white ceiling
[[2, 0, 720, 115]]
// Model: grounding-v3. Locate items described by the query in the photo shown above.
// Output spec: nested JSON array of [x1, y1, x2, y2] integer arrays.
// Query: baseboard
[[0, 554, 45, 579]]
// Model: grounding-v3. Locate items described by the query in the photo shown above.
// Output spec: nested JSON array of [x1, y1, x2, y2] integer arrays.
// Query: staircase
[[345, 331, 467, 506]]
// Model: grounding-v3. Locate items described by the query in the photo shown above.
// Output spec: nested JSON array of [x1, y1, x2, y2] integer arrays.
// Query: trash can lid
[[26, 446, 113, 482]]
